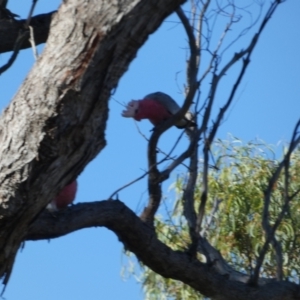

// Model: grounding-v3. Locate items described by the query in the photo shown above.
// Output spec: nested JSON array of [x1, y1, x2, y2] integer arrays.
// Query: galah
[[47, 180, 78, 211], [122, 92, 194, 128]]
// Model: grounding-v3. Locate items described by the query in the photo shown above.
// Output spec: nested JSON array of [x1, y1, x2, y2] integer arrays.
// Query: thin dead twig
[[252, 118, 300, 284], [0, 0, 38, 75]]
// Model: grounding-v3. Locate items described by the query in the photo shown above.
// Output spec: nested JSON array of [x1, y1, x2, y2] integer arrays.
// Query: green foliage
[[126, 138, 300, 299]]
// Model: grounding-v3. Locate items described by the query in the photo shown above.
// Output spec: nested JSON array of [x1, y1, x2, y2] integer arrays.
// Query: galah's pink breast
[[135, 98, 172, 125], [54, 180, 78, 209]]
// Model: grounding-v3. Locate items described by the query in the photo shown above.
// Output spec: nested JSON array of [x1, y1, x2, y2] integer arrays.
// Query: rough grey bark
[[0, 12, 54, 53], [0, 0, 185, 286]]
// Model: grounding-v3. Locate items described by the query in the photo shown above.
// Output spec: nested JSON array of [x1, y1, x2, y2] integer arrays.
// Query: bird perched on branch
[[47, 180, 77, 211], [122, 92, 195, 129]]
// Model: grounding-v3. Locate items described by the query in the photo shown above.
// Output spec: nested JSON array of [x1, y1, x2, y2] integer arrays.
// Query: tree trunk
[[0, 0, 185, 284]]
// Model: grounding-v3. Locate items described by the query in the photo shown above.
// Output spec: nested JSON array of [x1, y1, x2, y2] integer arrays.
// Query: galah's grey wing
[[143, 92, 180, 115]]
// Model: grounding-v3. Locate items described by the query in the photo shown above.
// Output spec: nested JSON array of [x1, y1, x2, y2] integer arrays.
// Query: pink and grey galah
[[47, 180, 78, 211], [122, 92, 195, 128]]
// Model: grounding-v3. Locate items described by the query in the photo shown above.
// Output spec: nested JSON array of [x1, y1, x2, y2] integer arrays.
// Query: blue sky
[[1, 1, 299, 299]]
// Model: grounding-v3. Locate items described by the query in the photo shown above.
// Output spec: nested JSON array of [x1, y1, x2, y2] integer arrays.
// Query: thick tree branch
[[25, 201, 300, 300], [0, 11, 54, 54]]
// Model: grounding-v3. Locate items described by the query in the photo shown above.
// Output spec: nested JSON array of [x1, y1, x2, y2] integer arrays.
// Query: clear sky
[[1, 1, 299, 299]]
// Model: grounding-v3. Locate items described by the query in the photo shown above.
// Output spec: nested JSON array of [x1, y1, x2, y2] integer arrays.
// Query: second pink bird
[[47, 180, 78, 211]]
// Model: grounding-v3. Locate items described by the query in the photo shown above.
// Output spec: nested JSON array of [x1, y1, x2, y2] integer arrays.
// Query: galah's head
[[122, 97, 175, 125], [122, 100, 140, 119]]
